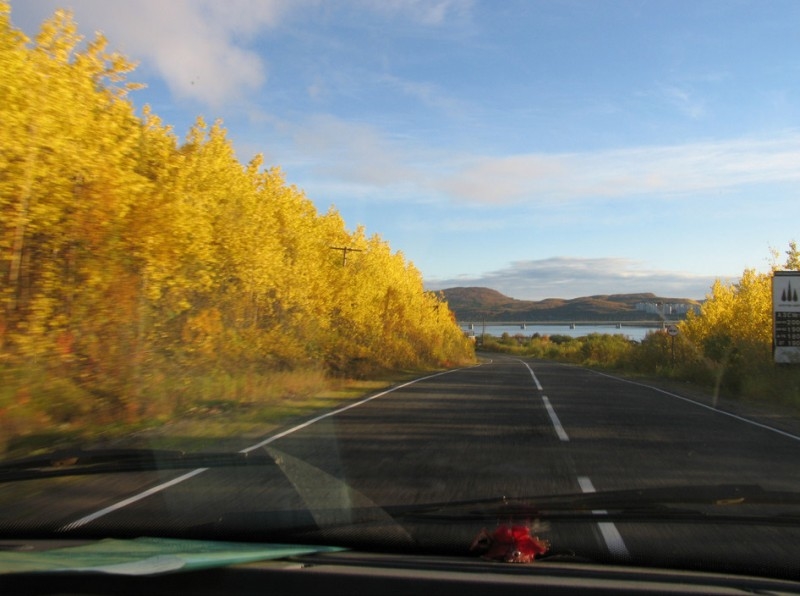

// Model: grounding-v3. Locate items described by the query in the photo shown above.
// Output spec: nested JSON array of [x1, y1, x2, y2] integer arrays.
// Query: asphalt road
[[3, 357, 800, 575]]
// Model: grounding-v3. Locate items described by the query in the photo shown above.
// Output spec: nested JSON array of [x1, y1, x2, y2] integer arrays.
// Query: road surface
[[2, 357, 800, 573]]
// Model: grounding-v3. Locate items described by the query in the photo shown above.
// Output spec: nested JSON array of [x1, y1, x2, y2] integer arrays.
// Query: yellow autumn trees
[[0, 5, 473, 436], [680, 244, 799, 394], [682, 244, 800, 355], [1, 6, 147, 398], [682, 269, 774, 352]]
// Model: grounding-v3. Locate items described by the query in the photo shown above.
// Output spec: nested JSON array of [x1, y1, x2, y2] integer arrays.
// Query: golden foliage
[[681, 244, 799, 374], [682, 269, 773, 349], [0, 4, 474, 429]]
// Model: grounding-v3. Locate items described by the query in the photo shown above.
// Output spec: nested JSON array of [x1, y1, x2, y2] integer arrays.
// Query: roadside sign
[[773, 271, 800, 364], [666, 324, 679, 366]]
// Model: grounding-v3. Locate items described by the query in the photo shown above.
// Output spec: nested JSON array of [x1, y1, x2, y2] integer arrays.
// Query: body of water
[[460, 323, 669, 342]]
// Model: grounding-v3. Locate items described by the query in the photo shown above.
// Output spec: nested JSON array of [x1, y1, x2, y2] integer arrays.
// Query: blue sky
[[10, 1, 800, 300]]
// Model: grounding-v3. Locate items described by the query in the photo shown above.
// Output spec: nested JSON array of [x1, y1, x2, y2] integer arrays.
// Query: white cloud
[[379, 74, 468, 116], [436, 134, 800, 204], [660, 84, 706, 119], [10, 0, 472, 108], [357, 0, 474, 26], [426, 256, 723, 301], [11, 0, 292, 106], [290, 114, 424, 189], [285, 115, 800, 207], [14, 2, 800, 210]]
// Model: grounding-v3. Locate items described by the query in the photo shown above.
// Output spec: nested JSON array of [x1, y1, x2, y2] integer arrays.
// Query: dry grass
[[0, 364, 426, 458]]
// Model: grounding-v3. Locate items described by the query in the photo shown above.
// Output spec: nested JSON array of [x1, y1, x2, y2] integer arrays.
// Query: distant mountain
[[440, 287, 701, 322]]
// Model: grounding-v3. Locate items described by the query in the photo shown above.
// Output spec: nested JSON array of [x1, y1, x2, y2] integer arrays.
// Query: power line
[[329, 246, 364, 266]]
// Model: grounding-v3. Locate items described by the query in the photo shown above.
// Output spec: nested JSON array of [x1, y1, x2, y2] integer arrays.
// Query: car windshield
[[2, 0, 800, 590]]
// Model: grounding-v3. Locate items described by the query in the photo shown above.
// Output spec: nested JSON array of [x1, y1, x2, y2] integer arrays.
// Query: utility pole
[[329, 246, 364, 266]]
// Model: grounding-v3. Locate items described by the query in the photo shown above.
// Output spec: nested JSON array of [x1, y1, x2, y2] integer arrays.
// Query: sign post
[[666, 324, 679, 366], [773, 271, 800, 364]]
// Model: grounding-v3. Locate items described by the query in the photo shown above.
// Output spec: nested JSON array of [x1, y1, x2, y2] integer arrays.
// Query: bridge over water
[[460, 320, 675, 328]]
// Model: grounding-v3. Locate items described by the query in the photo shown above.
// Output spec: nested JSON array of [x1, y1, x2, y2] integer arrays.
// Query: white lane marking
[[59, 468, 208, 531], [240, 369, 458, 453], [591, 370, 800, 443], [542, 396, 570, 442], [518, 359, 543, 390], [577, 476, 630, 561], [59, 368, 462, 532], [517, 360, 569, 441]]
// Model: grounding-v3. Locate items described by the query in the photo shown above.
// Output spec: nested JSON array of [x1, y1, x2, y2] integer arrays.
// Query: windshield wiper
[[201, 484, 800, 545], [4, 448, 800, 527], [384, 484, 800, 525], [0, 448, 276, 482]]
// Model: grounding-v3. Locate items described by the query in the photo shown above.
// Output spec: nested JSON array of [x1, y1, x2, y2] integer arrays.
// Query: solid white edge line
[[541, 396, 570, 442], [577, 476, 631, 561], [59, 468, 209, 531], [240, 368, 460, 453], [591, 369, 800, 443], [58, 367, 466, 532]]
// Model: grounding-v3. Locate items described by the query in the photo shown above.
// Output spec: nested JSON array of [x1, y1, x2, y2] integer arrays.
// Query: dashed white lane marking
[[518, 359, 543, 391], [518, 360, 569, 442], [58, 368, 462, 532], [517, 361, 627, 557], [542, 396, 570, 442], [577, 476, 630, 561]]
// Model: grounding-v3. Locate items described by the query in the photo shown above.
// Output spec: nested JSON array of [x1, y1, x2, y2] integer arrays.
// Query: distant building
[[635, 302, 700, 316]]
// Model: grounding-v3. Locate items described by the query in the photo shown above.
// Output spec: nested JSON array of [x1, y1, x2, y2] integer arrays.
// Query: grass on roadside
[[0, 364, 439, 459]]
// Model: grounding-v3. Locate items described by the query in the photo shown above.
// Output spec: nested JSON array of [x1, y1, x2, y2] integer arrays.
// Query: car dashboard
[[3, 541, 800, 595]]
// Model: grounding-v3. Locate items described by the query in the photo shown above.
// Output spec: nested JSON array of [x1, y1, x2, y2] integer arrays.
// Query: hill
[[440, 287, 701, 322]]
